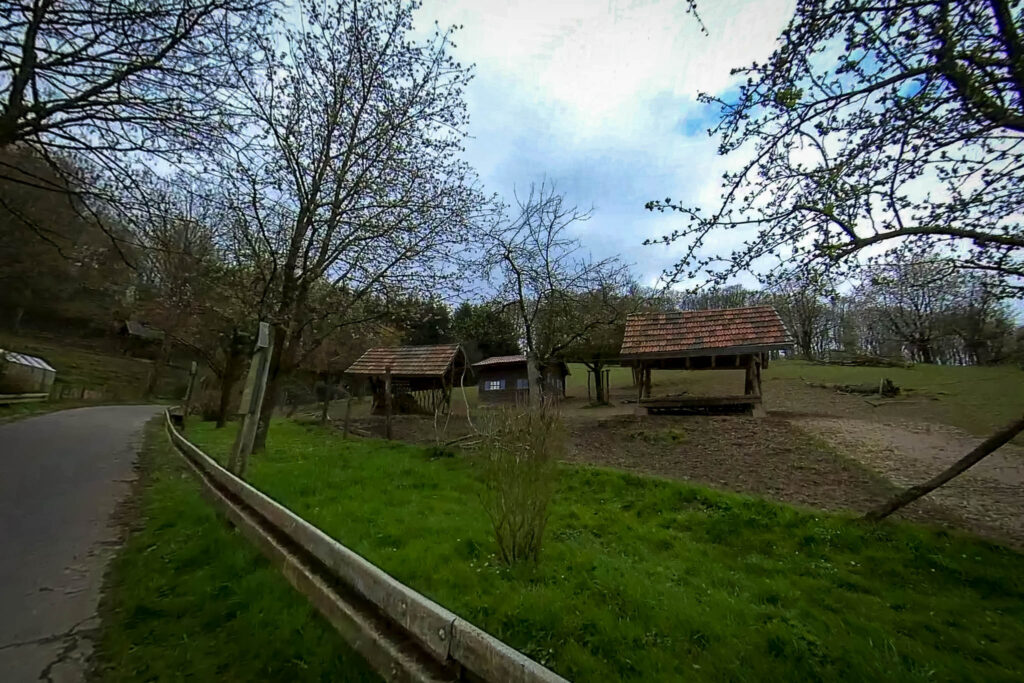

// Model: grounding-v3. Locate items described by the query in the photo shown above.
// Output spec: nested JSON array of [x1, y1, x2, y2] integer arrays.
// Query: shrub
[[479, 403, 564, 565]]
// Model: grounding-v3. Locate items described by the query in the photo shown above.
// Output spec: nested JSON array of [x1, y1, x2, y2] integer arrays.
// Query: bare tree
[[648, 0, 1024, 295], [217, 0, 486, 451], [485, 180, 630, 406], [766, 269, 833, 360], [0, 0, 271, 250]]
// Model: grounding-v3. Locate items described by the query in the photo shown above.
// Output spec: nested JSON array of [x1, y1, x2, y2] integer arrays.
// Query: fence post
[[182, 361, 198, 430], [384, 365, 393, 440], [228, 322, 273, 478], [343, 394, 353, 439]]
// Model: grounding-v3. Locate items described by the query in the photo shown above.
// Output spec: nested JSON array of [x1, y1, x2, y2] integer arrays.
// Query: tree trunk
[[864, 412, 1024, 521], [216, 340, 246, 428], [526, 353, 542, 408], [145, 335, 171, 399], [585, 361, 606, 405], [253, 323, 290, 453], [592, 361, 606, 404]]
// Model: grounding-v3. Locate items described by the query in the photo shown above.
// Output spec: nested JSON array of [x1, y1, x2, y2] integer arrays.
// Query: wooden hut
[[620, 306, 792, 416], [472, 355, 569, 404], [345, 344, 468, 415]]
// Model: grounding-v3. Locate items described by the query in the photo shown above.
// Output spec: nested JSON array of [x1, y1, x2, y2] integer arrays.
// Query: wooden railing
[[164, 411, 568, 683]]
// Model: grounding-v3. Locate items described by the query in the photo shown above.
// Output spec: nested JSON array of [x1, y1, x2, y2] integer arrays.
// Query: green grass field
[[188, 419, 1024, 681], [93, 419, 379, 682], [767, 360, 1024, 437]]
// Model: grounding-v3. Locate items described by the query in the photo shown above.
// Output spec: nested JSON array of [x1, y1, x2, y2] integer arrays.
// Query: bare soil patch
[[562, 413, 967, 524], [794, 416, 1024, 548]]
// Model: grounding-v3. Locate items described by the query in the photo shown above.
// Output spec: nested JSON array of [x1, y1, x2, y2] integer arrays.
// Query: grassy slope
[[0, 331, 173, 401], [767, 360, 1024, 437], [93, 419, 379, 682], [191, 419, 1024, 682]]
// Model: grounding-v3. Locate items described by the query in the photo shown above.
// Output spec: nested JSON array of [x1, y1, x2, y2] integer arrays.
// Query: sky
[[413, 0, 796, 288]]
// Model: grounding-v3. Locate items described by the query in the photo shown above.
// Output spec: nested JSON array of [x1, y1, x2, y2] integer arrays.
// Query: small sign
[[256, 322, 270, 349]]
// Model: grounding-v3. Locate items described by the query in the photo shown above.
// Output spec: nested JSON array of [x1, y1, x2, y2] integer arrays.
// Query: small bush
[[480, 403, 564, 565]]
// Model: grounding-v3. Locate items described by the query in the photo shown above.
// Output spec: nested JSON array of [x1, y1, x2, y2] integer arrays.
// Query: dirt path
[[794, 416, 1024, 548]]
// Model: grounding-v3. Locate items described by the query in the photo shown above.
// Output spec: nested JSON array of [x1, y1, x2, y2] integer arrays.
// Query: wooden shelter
[[472, 355, 569, 404], [620, 306, 792, 416], [345, 344, 468, 415]]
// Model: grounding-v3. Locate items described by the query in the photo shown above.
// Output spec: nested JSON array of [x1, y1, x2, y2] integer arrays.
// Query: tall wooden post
[[643, 366, 652, 399], [181, 361, 198, 430], [384, 365, 393, 440], [744, 355, 756, 395], [343, 394, 353, 439], [228, 322, 273, 478]]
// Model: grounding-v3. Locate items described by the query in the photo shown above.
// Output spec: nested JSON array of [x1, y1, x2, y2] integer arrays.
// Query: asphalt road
[[0, 405, 161, 683]]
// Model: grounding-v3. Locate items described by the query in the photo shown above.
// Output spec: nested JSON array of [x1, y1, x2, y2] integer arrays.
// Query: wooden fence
[[164, 411, 568, 683]]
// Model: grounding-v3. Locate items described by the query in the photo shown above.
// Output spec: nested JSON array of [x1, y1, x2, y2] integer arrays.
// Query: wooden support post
[[343, 394, 353, 438], [228, 322, 273, 478], [635, 363, 645, 416], [182, 360, 198, 431], [744, 356, 756, 396], [384, 365, 393, 440], [643, 366, 652, 399]]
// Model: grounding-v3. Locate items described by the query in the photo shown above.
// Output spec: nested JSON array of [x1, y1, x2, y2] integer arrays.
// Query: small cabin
[[473, 355, 569, 404]]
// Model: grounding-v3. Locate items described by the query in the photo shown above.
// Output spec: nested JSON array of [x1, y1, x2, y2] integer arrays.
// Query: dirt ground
[[795, 416, 1024, 547], [329, 373, 1022, 549]]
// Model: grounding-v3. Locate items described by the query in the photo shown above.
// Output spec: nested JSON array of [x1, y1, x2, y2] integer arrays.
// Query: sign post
[[228, 322, 273, 478]]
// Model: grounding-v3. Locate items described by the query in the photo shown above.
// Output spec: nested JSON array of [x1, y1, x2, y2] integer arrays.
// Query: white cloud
[[414, 0, 795, 285]]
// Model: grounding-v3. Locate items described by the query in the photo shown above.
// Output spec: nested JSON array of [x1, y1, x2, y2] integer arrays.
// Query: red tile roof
[[620, 306, 792, 359], [345, 344, 465, 377]]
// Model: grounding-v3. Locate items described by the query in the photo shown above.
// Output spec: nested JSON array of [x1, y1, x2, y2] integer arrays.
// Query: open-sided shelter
[[619, 305, 792, 416], [345, 344, 468, 414], [472, 355, 569, 404]]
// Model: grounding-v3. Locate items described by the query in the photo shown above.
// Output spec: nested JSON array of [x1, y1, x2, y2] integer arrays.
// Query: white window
[[516, 378, 529, 390], [484, 379, 505, 391]]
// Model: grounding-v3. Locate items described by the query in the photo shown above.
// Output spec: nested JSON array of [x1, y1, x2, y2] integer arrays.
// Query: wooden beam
[[384, 365, 393, 440]]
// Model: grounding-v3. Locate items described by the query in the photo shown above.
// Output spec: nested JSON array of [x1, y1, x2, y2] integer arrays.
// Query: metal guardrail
[[164, 411, 569, 683], [0, 392, 49, 405]]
